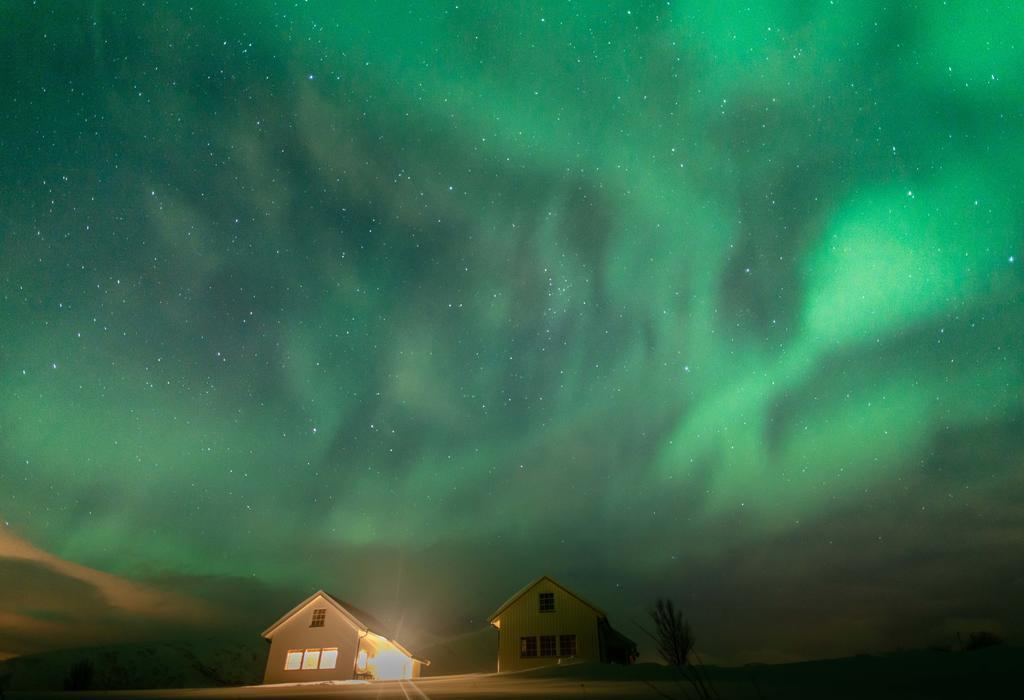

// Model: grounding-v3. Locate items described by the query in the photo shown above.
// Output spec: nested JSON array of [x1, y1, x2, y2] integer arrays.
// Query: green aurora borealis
[[1, 1, 1022, 662]]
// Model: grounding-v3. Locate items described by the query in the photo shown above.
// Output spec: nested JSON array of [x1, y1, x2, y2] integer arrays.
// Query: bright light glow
[[371, 647, 414, 680], [284, 650, 302, 670], [356, 648, 368, 671], [320, 648, 339, 670], [302, 649, 321, 669]]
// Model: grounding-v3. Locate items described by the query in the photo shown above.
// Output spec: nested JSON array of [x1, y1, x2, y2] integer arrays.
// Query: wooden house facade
[[261, 590, 427, 684], [488, 575, 637, 672]]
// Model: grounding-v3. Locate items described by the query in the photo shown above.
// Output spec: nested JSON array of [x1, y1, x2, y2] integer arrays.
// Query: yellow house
[[488, 575, 638, 672], [261, 590, 428, 684]]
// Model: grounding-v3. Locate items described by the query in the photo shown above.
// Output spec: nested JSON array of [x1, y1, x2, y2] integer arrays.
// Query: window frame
[[284, 649, 304, 670], [520, 636, 538, 658], [538, 592, 555, 613], [539, 635, 557, 657], [319, 647, 339, 670], [559, 634, 577, 657], [285, 647, 340, 671], [301, 648, 322, 669], [310, 608, 327, 627]]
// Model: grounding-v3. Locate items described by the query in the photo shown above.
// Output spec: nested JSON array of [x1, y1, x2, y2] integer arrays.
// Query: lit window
[[520, 636, 537, 658], [310, 608, 326, 627], [356, 648, 368, 671], [320, 648, 338, 669], [559, 634, 577, 657], [539, 592, 554, 612], [302, 649, 321, 669], [286, 647, 339, 671], [284, 650, 303, 670], [539, 635, 557, 657]]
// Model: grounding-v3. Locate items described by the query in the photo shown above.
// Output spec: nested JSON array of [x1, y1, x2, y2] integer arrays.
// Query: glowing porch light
[[371, 647, 414, 680]]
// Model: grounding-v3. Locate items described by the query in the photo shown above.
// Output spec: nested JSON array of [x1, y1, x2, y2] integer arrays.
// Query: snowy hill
[[0, 636, 267, 691], [0, 627, 501, 692]]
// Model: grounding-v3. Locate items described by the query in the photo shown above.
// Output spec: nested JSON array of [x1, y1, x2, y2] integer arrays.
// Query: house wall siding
[[494, 579, 601, 672], [263, 595, 361, 684]]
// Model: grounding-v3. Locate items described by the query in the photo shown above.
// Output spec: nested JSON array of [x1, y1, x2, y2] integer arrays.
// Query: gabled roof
[[487, 575, 607, 626], [323, 593, 391, 636], [261, 589, 429, 665]]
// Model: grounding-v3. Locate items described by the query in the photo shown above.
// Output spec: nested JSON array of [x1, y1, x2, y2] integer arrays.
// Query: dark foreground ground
[[6, 646, 1021, 700]]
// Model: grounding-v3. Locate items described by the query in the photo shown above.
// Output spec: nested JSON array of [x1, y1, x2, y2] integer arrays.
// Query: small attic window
[[310, 608, 326, 627], [539, 592, 555, 612]]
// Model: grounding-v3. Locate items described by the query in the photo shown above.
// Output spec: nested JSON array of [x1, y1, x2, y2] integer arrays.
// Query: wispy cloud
[[0, 526, 212, 657]]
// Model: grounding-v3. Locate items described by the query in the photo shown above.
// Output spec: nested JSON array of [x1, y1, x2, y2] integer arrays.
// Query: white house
[[261, 590, 428, 684], [488, 575, 637, 672]]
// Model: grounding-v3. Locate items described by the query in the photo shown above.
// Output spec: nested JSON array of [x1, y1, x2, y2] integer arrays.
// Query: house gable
[[488, 575, 606, 628], [262, 590, 365, 639]]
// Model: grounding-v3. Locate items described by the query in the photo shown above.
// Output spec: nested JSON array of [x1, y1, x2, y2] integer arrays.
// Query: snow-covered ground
[[6, 648, 1021, 699], [7, 671, 712, 700]]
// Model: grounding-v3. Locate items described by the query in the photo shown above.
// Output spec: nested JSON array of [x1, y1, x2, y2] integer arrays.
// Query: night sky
[[1, 1, 1022, 665]]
